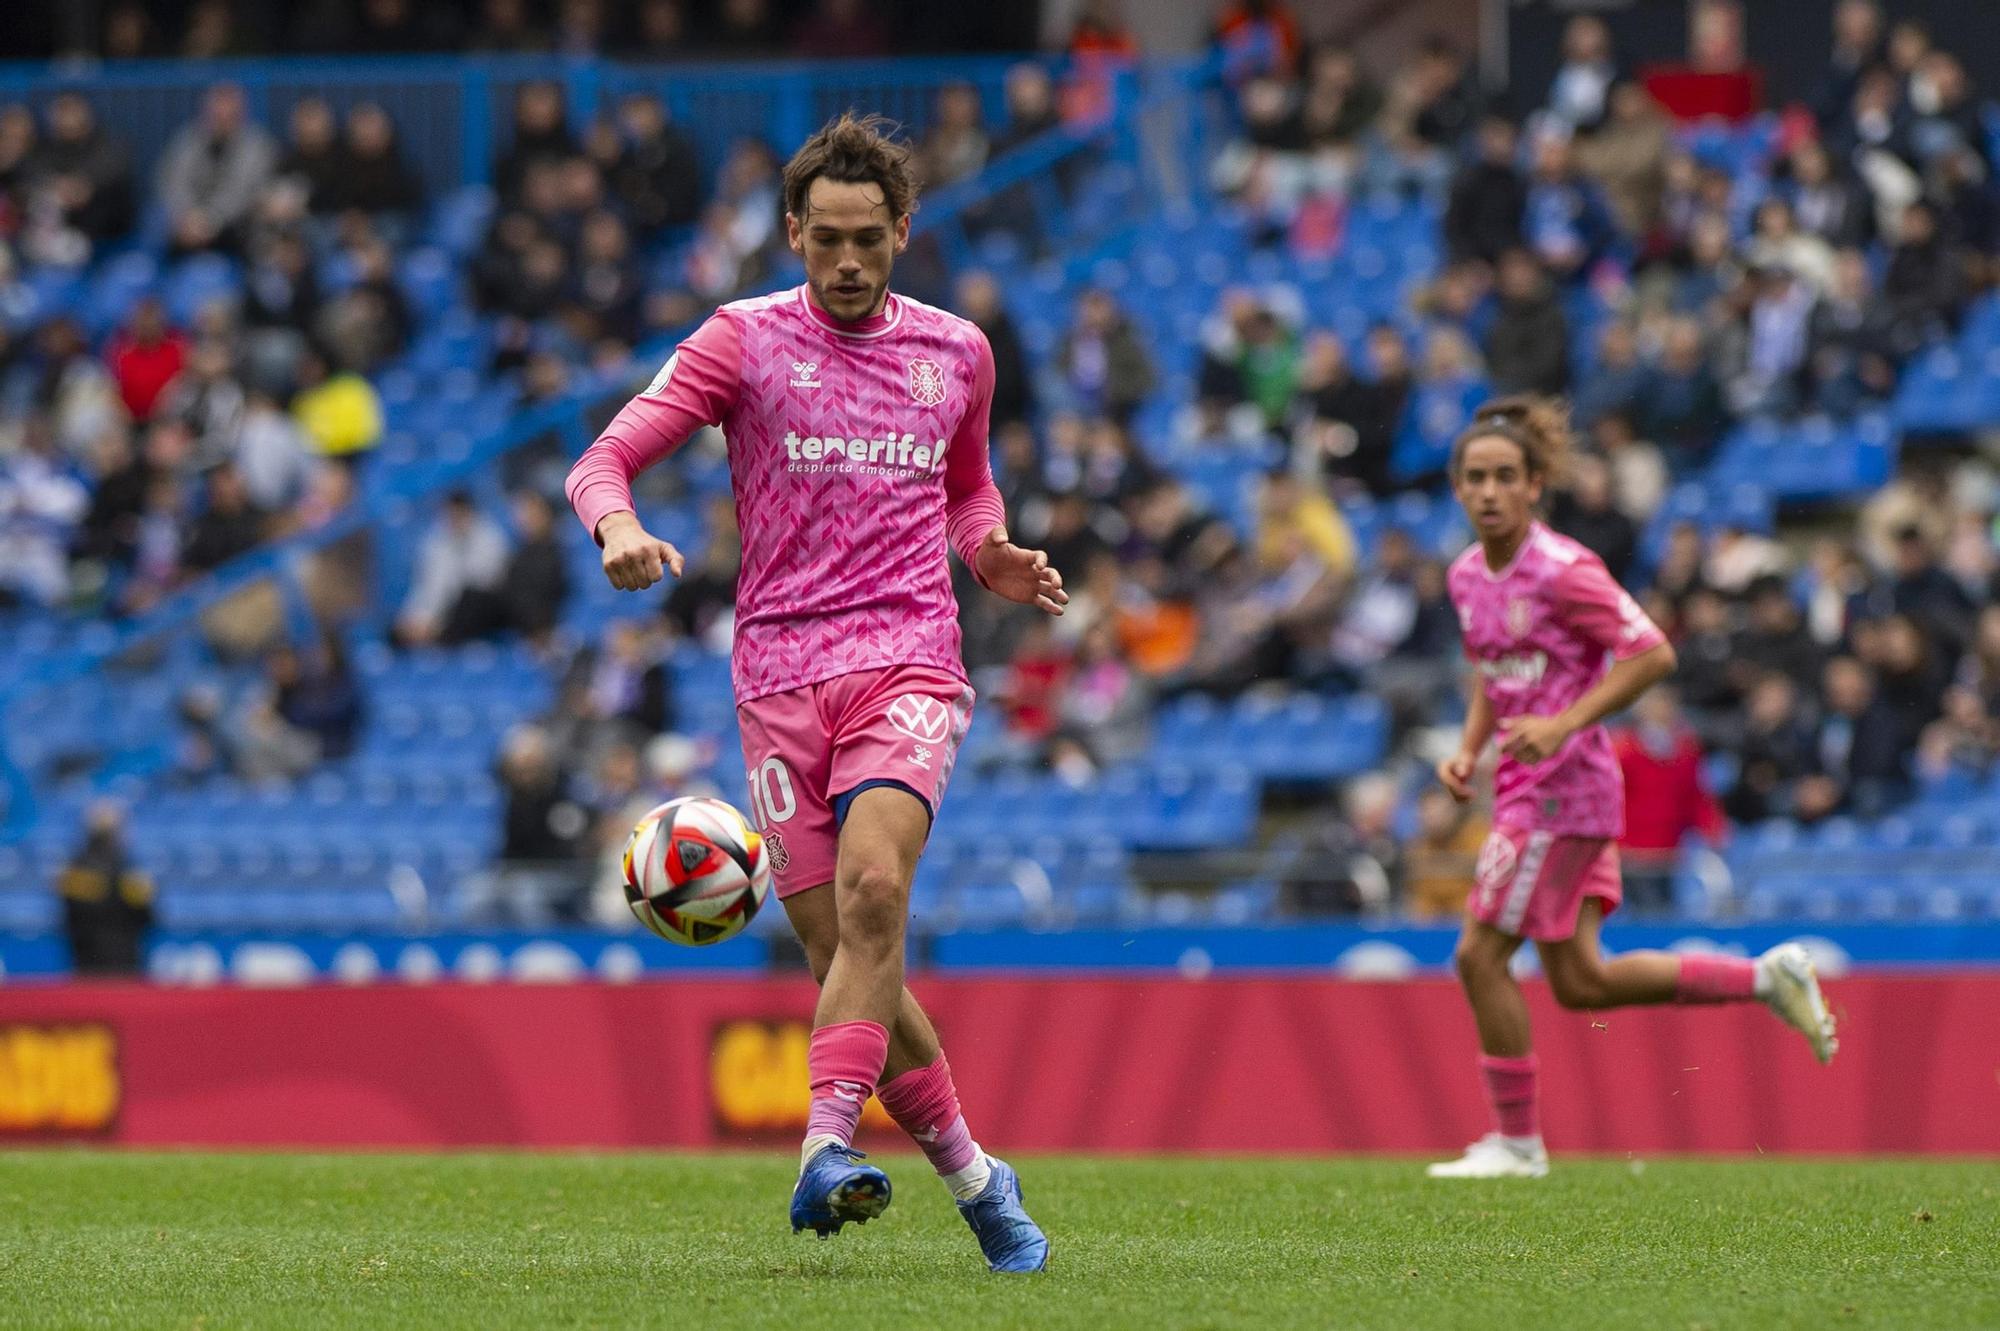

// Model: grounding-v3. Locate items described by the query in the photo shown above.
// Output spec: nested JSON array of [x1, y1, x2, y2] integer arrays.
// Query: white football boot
[[1426, 1132, 1550, 1179], [1757, 943, 1838, 1064]]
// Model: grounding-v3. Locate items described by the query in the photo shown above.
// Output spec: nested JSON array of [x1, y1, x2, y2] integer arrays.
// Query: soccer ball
[[621, 796, 773, 946]]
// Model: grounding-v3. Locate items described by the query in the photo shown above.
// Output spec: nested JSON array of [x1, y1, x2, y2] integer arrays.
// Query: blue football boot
[[955, 1157, 1049, 1273], [790, 1144, 891, 1238]]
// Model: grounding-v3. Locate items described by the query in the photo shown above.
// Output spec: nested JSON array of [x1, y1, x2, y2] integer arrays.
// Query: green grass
[[3, 1153, 1997, 1330]]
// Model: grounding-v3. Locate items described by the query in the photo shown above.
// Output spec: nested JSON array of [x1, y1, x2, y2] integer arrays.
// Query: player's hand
[[1498, 715, 1573, 765], [1437, 750, 1477, 803], [597, 511, 684, 591], [975, 526, 1069, 616]]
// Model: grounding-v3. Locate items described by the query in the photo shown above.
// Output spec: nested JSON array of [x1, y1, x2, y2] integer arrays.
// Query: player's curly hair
[[782, 112, 919, 222], [1450, 394, 1573, 486]]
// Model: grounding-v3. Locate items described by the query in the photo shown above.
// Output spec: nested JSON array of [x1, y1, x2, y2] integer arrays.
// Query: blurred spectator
[[31, 318, 123, 460], [1059, 618, 1150, 762], [291, 347, 384, 463], [1523, 131, 1617, 281], [158, 338, 245, 464], [1296, 45, 1379, 150], [1543, 14, 1618, 135], [1323, 525, 1421, 682], [956, 271, 1032, 428], [918, 82, 989, 190], [72, 421, 148, 570], [607, 94, 700, 236], [1577, 83, 1668, 240], [1887, 525, 1975, 666], [395, 490, 511, 647], [468, 0, 551, 52], [496, 82, 576, 205], [276, 98, 344, 215], [1197, 291, 1300, 434], [1721, 263, 1816, 417], [1810, 654, 1913, 818], [1784, 139, 1873, 250], [1401, 786, 1486, 920], [57, 801, 154, 975], [0, 418, 88, 607], [241, 229, 320, 386], [1214, 0, 1302, 82], [104, 297, 187, 424], [1484, 249, 1568, 396], [504, 490, 571, 648], [789, 0, 890, 57], [158, 83, 277, 255], [1614, 687, 1726, 912], [1638, 318, 1727, 463], [1592, 411, 1666, 523], [1278, 774, 1395, 916], [1550, 452, 1637, 585], [553, 0, 609, 54], [488, 723, 589, 922], [1572, 321, 1644, 429], [1734, 576, 1823, 691], [1817, 0, 1886, 127], [663, 495, 741, 649], [1001, 615, 1070, 740], [1725, 672, 1818, 822], [1808, 248, 1898, 413], [1882, 200, 1967, 356], [1405, 37, 1481, 149], [330, 102, 423, 219], [1745, 198, 1835, 294], [1059, 289, 1154, 426], [1293, 330, 1397, 496], [268, 636, 363, 760], [571, 210, 643, 342], [181, 462, 266, 573], [349, 0, 461, 53], [229, 682, 319, 785], [703, 0, 780, 54], [1443, 116, 1525, 265], [234, 384, 312, 512], [20, 92, 135, 265]]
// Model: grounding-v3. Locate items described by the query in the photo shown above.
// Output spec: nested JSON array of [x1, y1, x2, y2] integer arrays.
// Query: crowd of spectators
[[18, 1, 2000, 927]]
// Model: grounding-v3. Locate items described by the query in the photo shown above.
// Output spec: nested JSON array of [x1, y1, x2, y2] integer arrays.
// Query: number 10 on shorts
[[746, 756, 797, 829]]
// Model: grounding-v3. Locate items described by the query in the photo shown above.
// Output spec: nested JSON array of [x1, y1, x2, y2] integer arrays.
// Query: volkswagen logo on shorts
[[886, 694, 949, 743]]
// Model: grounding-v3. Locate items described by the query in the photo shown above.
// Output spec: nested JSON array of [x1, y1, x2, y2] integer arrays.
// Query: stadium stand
[[6, 7, 2000, 949]]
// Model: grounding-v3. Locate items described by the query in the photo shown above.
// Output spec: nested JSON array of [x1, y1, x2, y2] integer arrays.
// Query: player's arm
[[565, 314, 742, 591], [1438, 674, 1495, 803], [1499, 559, 1675, 765], [943, 330, 1067, 616]]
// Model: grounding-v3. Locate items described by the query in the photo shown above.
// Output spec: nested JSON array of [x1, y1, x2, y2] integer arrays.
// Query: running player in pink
[[1430, 396, 1837, 1179], [566, 115, 1057, 1269]]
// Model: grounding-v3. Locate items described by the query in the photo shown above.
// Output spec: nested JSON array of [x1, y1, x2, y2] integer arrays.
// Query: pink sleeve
[[564, 313, 742, 544], [1554, 555, 1667, 660], [942, 329, 1006, 589]]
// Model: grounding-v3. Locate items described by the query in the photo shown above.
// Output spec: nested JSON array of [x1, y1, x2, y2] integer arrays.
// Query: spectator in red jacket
[[104, 296, 188, 423], [1614, 685, 1727, 912]]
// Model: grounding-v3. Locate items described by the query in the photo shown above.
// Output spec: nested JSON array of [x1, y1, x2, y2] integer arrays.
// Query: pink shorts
[[1469, 826, 1623, 941], [735, 664, 975, 898]]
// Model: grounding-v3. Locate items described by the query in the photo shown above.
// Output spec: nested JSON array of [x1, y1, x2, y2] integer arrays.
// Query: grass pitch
[[3, 1152, 1996, 1329]]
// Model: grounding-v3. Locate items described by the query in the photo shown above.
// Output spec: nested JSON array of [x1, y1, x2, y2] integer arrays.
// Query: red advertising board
[[0, 975, 1993, 1153]]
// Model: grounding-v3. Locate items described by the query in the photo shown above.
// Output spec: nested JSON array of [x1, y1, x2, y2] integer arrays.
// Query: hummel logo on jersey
[[909, 744, 934, 770], [789, 360, 821, 389], [782, 429, 948, 475], [887, 694, 950, 743]]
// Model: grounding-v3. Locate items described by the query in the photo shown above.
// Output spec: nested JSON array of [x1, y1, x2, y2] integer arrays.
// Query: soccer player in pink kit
[[566, 115, 1059, 1268], [1429, 397, 1837, 1179]]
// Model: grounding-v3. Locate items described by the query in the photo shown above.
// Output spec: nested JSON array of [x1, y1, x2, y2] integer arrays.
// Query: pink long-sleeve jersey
[[566, 285, 1007, 703], [1448, 522, 1667, 839]]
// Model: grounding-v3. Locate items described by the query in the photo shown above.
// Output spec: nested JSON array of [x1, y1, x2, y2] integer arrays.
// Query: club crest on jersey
[[1475, 832, 1518, 895], [762, 831, 790, 874], [1506, 596, 1535, 639], [887, 694, 950, 744], [789, 360, 821, 389], [909, 357, 947, 407]]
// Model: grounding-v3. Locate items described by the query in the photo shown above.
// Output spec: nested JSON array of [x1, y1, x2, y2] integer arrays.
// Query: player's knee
[[802, 937, 837, 985], [837, 862, 909, 950], [1453, 938, 1499, 988], [1549, 965, 1609, 1010]]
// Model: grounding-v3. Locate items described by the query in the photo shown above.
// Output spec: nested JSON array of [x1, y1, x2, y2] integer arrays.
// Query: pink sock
[[804, 1020, 890, 1148], [1674, 954, 1757, 1004], [1479, 1053, 1540, 1139], [878, 1054, 979, 1176]]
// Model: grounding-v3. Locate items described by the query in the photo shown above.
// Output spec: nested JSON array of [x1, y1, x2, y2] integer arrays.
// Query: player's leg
[[1429, 919, 1549, 1178], [783, 884, 939, 1074], [1539, 899, 1837, 1061]]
